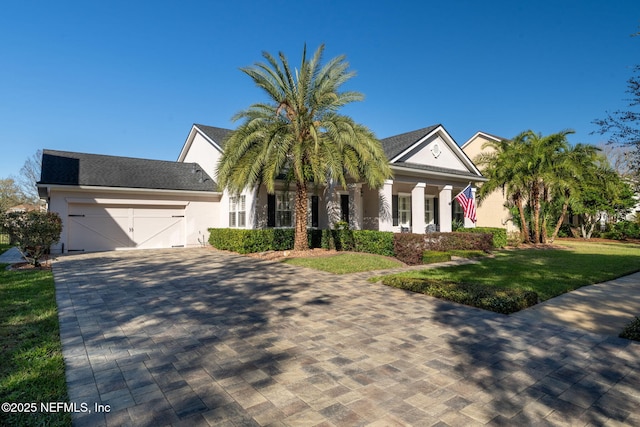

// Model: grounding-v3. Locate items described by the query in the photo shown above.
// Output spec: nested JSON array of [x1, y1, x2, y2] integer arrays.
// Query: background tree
[[592, 30, 640, 177], [16, 149, 43, 205], [217, 44, 392, 250], [572, 165, 635, 239], [0, 178, 28, 212]]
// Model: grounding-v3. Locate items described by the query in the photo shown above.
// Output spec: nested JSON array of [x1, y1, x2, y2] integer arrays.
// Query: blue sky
[[1, 0, 639, 180]]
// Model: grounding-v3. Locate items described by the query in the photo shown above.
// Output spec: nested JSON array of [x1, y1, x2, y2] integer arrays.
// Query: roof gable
[[380, 125, 440, 160], [177, 124, 232, 162], [39, 150, 217, 192], [381, 125, 482, 177]]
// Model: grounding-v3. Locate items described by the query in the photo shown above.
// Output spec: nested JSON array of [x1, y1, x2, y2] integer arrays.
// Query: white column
[[411, 183, 426, 234], [378, 179, 393, 232], [439, 185, 453, 232], [463, 187, 477, 228], [349, 183, 363, 230]]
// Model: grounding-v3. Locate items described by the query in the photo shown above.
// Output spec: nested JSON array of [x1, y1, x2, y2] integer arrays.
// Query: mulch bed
[[6, 261, 52, 271]]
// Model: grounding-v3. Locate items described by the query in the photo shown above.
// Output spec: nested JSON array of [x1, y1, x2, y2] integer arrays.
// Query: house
[[6, 203, 42, 213], [38, 123, 486, 253], [179, 123, 485, 233], [461, 131, 518, 233]]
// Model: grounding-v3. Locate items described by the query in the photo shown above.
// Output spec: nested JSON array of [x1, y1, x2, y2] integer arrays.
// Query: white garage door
[[67, 204, 185, 252]]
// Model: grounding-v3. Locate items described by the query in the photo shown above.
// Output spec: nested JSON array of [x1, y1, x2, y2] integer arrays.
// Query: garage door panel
[[67, 204, 185, 252], [68, 216, 134, 251], [133, 212, 185, 249]]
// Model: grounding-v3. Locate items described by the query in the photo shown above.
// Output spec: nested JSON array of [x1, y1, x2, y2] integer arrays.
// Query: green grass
[[0, 264, 71, 427], [380, 240, 640, 302], [282, 252, 403, 274]]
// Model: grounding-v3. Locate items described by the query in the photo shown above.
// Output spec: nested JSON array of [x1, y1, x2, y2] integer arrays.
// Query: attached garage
[[37, 150, 220, 254]]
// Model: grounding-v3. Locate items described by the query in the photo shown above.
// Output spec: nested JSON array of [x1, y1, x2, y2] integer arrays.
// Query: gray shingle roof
[[379, 125, 441, 160], [39, 150, 217, 192], [193, 124, 232, 148]]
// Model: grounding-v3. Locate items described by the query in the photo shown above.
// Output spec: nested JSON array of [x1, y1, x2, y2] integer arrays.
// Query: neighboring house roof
[[461, 131, 506, 150], [6, 203, 41, 213], [380, 125, 441, 160], [38, 150, 217, 192]]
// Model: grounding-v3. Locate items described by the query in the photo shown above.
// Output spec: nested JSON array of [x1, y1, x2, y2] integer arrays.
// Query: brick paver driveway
[[54, 248, 640, 426]]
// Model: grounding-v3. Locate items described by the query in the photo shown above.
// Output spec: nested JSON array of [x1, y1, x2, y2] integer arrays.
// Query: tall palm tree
[[217, 45, 392, 250]]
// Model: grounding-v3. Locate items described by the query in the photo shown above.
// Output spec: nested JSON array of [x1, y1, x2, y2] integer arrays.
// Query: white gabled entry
[[67, 203, 186, 252]]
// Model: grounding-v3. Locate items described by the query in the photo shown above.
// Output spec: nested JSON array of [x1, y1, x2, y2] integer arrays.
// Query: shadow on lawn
[[53, 249, 333, 426], [431, 300, 640, 424]]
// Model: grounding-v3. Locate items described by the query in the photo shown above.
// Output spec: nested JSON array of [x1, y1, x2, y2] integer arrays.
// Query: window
[[425, 197, 434, 225], [229, 195, 246, 228], [308, 195, 319, 228], [398, 195, 411, 227], [340, 194, 350, 224], [276, 193, 292, 227], [452, 199, 464, 223]]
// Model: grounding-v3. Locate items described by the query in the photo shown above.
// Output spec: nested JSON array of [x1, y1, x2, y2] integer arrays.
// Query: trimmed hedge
[[394, 232, 493, 265], [209, 228, 395, 256], [422, 251, 451, 264], [208, 228, 295, 253], [382, 276, 539, 314], [321, 229, 394, 256], [459, 227, 507, 248]]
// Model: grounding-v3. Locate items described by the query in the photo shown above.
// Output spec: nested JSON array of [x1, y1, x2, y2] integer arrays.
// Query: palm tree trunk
[[294, 181, 309, 251], [532, 183, 541, 244], [550, 202, 569, 243], [515, 196, 530, 243]]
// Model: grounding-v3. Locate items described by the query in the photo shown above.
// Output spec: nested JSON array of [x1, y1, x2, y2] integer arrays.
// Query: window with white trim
[[229, 195, 246, 228], [425, 197, 435, 225], [276, 193, 292, 227], [398, 194, 411, 227]]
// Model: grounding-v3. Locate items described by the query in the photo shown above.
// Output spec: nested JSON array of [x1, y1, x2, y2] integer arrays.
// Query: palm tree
[[477, 129, 576, 244], [216, 45, 392, 250], [476, 135, 531, 243], [524, 130, 574, 243]]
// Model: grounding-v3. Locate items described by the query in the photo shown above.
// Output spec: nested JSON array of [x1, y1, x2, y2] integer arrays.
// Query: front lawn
[[282, 252, 403, 274], [0, 265, 70, 427], [379, 240, 640, 302]]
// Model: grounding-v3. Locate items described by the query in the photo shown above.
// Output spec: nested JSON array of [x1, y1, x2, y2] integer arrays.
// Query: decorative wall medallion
[[431, 142, 441, 158]]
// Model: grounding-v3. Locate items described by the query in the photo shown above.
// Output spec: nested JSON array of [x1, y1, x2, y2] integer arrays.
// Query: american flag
[[454, 185, 477, 223]]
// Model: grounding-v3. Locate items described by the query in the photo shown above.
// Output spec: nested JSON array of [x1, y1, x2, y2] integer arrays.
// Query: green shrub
[[1, 211, 62, 266], [381, 276, 539, 314], [422, 251, 451, 264], [208, 228, 295, 253], [605, 221, 640, 240], [459, 227, 507, 248], [620, 316, 640, 341], [353, 230, 395, 257], [209, 228, 395, 256]]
